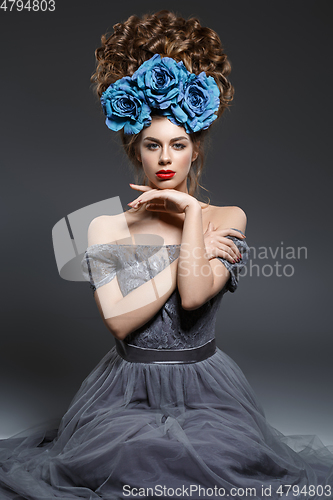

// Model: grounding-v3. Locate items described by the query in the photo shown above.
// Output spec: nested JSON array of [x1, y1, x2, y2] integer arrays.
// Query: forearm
[[96, 258, 178, 340], [177, 203, 215, 309]]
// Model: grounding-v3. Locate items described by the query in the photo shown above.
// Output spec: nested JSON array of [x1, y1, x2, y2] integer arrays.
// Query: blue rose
[[179, 73, 220, 133], [100, 55, 221, 136], [101, 77, 151, 135], [132, 54, 188, 110]]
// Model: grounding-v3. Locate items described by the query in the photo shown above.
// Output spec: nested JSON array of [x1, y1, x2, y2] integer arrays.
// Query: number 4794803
[[0, 0, 55, 11]]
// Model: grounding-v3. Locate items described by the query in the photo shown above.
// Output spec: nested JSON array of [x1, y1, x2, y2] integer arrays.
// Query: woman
[[0, 10, 332, 500]]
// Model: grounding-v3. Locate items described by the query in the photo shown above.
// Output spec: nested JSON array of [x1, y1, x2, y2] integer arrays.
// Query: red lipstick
[[156, 170, 175, 179]]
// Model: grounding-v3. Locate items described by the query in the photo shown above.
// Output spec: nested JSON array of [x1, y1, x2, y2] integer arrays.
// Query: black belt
[[115, 338, 216, 364]]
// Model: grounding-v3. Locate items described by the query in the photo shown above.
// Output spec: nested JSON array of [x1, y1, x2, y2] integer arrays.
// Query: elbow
[[113, 330, 129, 341], [181, 297, 204, 311], [104, 318, 129, 341], [180, 284, 213, 311], [182, 303, 199, 311]]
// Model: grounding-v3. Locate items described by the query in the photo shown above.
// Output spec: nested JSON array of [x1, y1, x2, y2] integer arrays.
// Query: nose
[[158, 146, 171, 165]]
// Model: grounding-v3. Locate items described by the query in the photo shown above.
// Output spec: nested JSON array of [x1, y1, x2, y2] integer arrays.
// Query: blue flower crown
[[100, 54, 221, 135]]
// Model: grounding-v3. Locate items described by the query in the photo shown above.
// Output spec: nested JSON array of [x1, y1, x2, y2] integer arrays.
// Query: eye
[[173, 143, 186, 150], [146, 143, 159, 150]]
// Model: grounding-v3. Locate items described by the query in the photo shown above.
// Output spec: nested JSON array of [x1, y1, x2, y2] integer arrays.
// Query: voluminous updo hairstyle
[[91, 10, 234, 198]]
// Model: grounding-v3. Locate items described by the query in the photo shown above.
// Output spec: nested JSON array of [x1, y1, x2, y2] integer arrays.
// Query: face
[[137, 117, 199, 192]]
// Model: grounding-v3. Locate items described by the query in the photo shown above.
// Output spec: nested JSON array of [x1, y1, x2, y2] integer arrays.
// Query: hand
[[204, 222, 245, 263], [128, 184, 200, 215]]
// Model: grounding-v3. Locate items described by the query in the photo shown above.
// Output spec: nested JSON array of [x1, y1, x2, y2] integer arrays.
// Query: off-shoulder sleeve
[[81, 245, 118, 294], [215, 229, 250, 293]]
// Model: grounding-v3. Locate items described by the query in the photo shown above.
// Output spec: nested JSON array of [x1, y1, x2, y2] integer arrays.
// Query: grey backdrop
[[1, 1, 332, 444]]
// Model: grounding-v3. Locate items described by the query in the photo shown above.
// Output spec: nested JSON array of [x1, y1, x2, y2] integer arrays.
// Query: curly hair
[[91, 10, 234, 198]]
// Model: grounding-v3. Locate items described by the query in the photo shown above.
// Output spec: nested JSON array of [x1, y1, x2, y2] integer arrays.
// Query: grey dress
[[0, 233, 333, 499]]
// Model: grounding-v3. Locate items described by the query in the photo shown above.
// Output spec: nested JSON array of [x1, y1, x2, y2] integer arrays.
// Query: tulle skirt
[[0, 347, 332, 500]]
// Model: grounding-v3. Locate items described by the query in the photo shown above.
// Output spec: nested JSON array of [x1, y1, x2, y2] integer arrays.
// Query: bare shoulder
[[210, 205, 247, 234], [87, 213, 131, 247]]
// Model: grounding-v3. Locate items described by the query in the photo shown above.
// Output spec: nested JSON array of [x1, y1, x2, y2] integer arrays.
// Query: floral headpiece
[[100, 54, 220, 135]]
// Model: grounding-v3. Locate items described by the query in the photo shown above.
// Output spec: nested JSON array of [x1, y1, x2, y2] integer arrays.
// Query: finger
[[128, 192, 164, 208], [215, 234, 244, 260], [131, 190, 167, 207], [216, 240, 242, 262], [215, 248, 241, 264], [221, 247, 238, 263], [128, 191, 157, 206], [146, 203, 168, 212], [129, 184, 154, 192], [127, 197, 141, 207], [225, 240, 243, 260], [215, 228, 246, 238], [204, 222, 216, 234]]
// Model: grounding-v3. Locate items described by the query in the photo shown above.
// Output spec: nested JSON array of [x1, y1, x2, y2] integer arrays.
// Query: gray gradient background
[[1, 1, 332, 445]]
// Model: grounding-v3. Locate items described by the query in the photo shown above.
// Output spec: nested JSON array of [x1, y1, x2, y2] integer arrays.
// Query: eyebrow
[[143, 136, 189, 143]]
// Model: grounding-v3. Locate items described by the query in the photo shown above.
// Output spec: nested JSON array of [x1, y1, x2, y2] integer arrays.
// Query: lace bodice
[[81, 234, 249, 350]]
